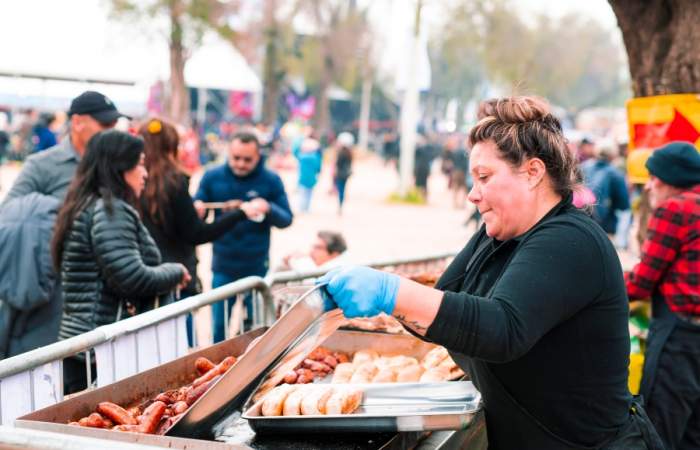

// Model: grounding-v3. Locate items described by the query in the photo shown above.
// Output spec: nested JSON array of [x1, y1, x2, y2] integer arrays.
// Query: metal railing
[[0, 276, 273, 425], [267, 251, 456, 286], [0, 251, 454, 425]]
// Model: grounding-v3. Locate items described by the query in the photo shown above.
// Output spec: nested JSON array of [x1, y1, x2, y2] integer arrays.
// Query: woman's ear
[[527, 158, 547, 189]]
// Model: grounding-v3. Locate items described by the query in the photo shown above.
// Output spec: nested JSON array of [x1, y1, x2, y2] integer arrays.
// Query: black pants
[[645, 326, 700, 450], [63, 356, 96, 395]]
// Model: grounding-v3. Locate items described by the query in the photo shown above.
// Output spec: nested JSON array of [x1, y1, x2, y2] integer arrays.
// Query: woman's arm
[[323, 223, 605, 363], [391, 280, 443, 335], [171, 178, 246, 245]]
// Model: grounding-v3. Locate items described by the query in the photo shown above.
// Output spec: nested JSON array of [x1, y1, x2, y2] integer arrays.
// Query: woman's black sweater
[[141, 175, 246, 296], [426, 198, 632, 450]]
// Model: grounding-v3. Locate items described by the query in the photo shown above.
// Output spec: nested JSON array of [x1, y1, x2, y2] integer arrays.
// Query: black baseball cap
[[67, 91, 130, 124]]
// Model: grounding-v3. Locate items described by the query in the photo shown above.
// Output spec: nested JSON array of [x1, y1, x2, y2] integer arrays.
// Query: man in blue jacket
[[581, 142, 630, 236], [195, 131, 293, 341]]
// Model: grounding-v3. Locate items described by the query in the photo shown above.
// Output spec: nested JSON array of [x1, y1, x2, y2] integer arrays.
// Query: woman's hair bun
[[489, 96, 551, 124]]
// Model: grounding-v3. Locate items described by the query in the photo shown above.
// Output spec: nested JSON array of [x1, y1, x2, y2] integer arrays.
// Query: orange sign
[[627, 94, 700, 150]]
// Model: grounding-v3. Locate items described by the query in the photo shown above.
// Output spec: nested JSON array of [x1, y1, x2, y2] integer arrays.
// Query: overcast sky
[[0, 0, 621, 84]]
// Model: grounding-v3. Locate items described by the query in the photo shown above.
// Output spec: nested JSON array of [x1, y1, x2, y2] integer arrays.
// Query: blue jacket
[[582, 159, 630, 234], [293, 144, 322, 189], [195, 160, 293, 276]]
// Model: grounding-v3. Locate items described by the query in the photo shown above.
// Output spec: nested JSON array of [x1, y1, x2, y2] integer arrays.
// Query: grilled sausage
[[97, 402, 138, 426], [85, 412, 110, 428], [185, 375, 220, 405], [126, 405, 143, 418], [334, 352, 350, 364], [295, 368, 314, 384], [283, 370, 298, 384], [154, 390, 176, 404], [172, 401, 189, 415], [138, 401, 167, 434], [307, 347, 331, 361], [323, 355, 338, 368], [192, 356, 235, 387], [155, 412, 183, 435], [194, 357, 216, 376]]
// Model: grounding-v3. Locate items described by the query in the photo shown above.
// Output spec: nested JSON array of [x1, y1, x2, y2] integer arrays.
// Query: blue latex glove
[[318, 265, 400, 318]]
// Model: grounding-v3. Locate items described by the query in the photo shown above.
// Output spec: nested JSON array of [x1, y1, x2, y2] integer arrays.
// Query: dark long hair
[[52, 130, 144, 270], [138, 118, 183, 226]]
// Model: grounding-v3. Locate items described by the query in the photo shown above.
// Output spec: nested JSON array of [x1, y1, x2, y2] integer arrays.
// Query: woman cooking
[[321, 97, 663, 449]]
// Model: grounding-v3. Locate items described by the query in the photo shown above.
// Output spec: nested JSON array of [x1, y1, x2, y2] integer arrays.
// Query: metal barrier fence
[[0, 251, 454, 426], [0, 276, 273, 425]]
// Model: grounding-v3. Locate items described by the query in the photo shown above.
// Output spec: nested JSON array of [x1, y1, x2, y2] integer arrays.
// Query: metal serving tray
[[168, 284, 346, 438], [242, 381, 481, 434], [15, 329, 265, 449]]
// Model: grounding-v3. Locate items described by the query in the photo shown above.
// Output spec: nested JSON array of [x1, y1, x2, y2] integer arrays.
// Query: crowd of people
[[0, 90, 698, 450], [0, 90, 354, 388]]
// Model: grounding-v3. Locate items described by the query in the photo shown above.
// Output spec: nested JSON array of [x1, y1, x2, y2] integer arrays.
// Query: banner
[[627, 94, 700, 150]]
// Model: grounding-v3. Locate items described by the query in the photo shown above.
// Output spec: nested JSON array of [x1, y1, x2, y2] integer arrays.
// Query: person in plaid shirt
[[626, 141, 700, 450]]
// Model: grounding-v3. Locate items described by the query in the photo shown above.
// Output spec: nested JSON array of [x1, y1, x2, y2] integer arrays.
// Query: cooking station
[[15, 287, 486, 449]]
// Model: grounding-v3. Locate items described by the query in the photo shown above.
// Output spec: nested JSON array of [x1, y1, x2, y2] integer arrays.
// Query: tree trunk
[[168, 2, 190, 125], [315, 50, 333, 140], [609, 0, 700, 96], [262, 0, 280, 125]]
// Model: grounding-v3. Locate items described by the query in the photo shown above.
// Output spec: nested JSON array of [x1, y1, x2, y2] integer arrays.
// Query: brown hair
[[138, 118, 184, 226], [469, 96, 579, 197], [317, 231, 347, 255], [52, 130, 143, 270]]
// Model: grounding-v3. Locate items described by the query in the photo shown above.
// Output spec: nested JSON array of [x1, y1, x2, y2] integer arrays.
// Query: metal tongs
[[167, 284, 343, 438]]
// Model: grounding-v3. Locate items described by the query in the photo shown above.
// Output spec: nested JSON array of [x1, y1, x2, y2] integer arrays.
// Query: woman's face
[[467, 140, 534, 240], [123, 153, 148, 198]]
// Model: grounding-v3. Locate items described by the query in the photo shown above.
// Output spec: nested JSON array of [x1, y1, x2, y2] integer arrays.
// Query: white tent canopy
[[0, 0, 260, 113]]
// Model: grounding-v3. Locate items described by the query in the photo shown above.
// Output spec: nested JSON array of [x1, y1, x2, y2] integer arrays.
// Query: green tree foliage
[[431, 0, 629, 116]]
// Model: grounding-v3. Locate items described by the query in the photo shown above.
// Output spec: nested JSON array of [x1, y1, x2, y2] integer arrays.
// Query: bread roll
[[419, 366, 451, 382], [396, 364, 424, 382], [422, 347, 449, 369], [350, 362, 377, 383], [282, 387, 306, 416], [352, 349, 379, 365], [372, 367, 397, 383], [437, 355, 457, 371], [300, 386, 334, 415], [261, 384, 297, 416], [325, 388, 364, 415], [331, 362, 355, 384]]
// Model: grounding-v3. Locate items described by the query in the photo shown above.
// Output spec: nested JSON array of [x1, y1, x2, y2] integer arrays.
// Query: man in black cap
[[3, 90, 128, 203], [0, 91, 127, 360], [626, 141, 700, 450]]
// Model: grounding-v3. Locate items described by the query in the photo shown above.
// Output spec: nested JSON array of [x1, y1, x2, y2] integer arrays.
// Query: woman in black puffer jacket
[[51, 130, 189, 394]]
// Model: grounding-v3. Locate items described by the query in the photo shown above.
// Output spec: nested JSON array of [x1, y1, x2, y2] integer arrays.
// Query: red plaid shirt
[[626, 185, 700, 315]]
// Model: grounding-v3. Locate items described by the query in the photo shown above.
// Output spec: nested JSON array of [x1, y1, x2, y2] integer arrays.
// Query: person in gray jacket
[[51, 130, 190, 393], [0, 91, 128, 358], [0, 193, 60, 358], [3, 91, 127, 204]]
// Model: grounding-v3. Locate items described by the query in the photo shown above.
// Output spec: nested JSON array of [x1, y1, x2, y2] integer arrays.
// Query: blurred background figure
[[333, 132, 354, 215], [32, 112, 57, 153], [194, 131, 293, 341], [277, 230, 349, 272], [292, 128, 322, 213], [138, 118, 259, 346], [581, 140, 630, 237]]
